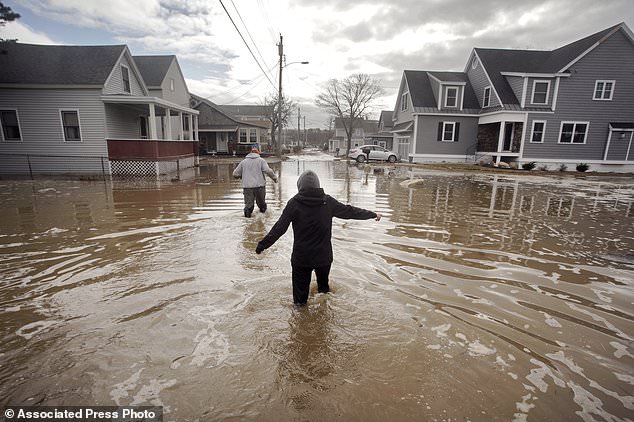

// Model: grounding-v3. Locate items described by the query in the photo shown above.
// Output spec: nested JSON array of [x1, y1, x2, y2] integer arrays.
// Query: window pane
[[62, 111, 79, 126], [533, 82, 548, 103], [446, 88, 457, 107], [532, 122, 544, 142], [484, 88, 490, 106], [443, 123, 454, 141], [604, 82, 612, 98], [573, 124, 587, 143], [1, 110, 18, 126], [560, 123, 573, 143]]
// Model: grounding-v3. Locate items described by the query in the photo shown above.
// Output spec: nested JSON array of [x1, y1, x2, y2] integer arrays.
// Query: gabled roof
[[379, 110, 393, 127], [474, 23, 630, 105], [403, 70, 480, 110], [219, 104, 269, 117], [191, 94, 266, 129], [133, 55, 174, 87], [0, 43, 126, 85]]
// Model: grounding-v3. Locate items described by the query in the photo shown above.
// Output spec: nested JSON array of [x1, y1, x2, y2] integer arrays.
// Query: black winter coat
[[256, 187, 377, 267]]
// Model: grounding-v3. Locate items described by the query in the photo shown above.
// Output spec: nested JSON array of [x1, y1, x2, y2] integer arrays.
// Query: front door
[[503, 123, 514, 151], [139, 116, 148, 139], [216, 132, 228, 153]]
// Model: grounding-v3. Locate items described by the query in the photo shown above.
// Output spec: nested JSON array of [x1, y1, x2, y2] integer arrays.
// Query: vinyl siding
[[159, 59, 190, 106], [467, 55, 501, 108], [105, 103, 142, 139], [393, 75, 413, 124], [523, 29, 634, 161], [415, 115, 479, 154], [429, 77, 440, 106], [505, 76, 524, 103], [103, 55, 145, 96], [440, 85, 464, 110], [526, 77, 555, 109], [0, 88, 108, 174]]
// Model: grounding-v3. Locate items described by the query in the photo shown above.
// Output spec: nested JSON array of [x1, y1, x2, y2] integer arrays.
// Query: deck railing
[[107, 139, 198, 160]]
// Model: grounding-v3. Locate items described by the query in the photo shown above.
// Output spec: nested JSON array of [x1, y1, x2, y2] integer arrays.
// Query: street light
[[277, 34, 308, 156]]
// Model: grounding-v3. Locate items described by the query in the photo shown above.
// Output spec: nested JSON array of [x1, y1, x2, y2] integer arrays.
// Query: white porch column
[[148, 103, 157, 140], [178, 112, 184, 140], [194, 115, 199, 141], [187, 114, 193, 140], [165, 107, 172, 141], [496, 121, 505, 165]]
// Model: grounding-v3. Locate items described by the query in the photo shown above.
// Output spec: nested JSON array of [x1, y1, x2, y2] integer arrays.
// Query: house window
[[471, 56, 478, 69], [483, 86, 491, 108], [401, 92, 409, 111], [182, 115, 190, 131], [249, 128, 257, 143], [558, 122, 588, 144], [60, 110, 81, 142], [169, 78, 175, 91], [0, 110, 22, 141], [239, 128, 247, 143], [531, 81, 550, 104], [593, 80, 614, 100], [121, 65, 130, 93], [445, 87, 458, 108], [530, 120, 546, 143], [438, 121, 459, 142]]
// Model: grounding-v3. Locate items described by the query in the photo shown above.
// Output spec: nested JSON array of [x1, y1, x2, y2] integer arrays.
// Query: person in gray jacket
[[233, 146, 278, 217]]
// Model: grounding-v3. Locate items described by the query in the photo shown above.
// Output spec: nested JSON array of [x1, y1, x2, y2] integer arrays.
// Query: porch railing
[[107, 139, 198, 160]]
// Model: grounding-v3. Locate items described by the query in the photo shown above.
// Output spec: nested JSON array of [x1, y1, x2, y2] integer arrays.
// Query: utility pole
[[277, 34, 283, 156], [303, 116, 306, 147], [297, 106, 301, 148]]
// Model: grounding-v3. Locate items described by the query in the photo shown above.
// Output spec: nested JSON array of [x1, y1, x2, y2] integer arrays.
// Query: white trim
[[558, 25, 625, 72], [478, 112, 526, 125], [100, 95, 199, 114], [520, 78, 528, 108], [522, 157, 633, 165], [501, 72, 571, 78], [530, 80, 551, 105], [59, 109, 83, 142], [552, 77, 560, 111], [437, 86, 442, 110], [410, 153, 472, 159], [530, 120, 547, 143], [459, 86, 464, 111], [413, 112, 479, 117], [444, 86, 459, 108], [0, 108, 23, 142], [412, 116, 418, 154], [165, 107, 172, 140], [627, 132, 634, 161], [593, 80, 615, 100], [121, 64, 131, 94], [558, 121, 590, 144], [519, 113, 529, 159], [148, 103, 157, 139], [427, 73, 441, 84], [441, 121, 457, 142], [483, 86, 491, 108]]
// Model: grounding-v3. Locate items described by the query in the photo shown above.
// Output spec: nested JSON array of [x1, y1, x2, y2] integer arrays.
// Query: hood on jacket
[[297, 170, 320, 192], [246, 152, 260, 159]]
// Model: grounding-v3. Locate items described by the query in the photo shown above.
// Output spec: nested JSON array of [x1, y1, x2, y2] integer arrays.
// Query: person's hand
[[375, 212, 382, 221]]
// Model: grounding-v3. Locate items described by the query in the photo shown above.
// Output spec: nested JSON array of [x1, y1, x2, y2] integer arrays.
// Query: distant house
[[190, 95, 269, 155], [364, 110, 395, 150], [391, 22, 634, 172], [0, 43, 199, 176], [217, 104, 272, 150], [329, 117, 380, 153]]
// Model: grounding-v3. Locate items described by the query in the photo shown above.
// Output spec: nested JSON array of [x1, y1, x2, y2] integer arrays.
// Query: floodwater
[[0, 153, 633, 421]]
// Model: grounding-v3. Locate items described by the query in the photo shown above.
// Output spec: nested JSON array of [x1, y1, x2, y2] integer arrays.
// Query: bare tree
[[315, 73, 383, 157], [0, 2, 20, 26], [262, 92, 294, 151]]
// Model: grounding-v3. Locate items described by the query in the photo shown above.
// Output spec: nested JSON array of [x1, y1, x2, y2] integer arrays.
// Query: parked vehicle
[[348, 145, 399, 163]]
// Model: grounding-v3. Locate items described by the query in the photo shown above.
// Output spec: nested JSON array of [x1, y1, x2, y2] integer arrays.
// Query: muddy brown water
[[0, 155, 633, 421]]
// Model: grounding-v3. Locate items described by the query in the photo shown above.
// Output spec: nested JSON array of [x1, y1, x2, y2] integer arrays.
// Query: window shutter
[[437, 122, 443, 141], [454, 122, 460, 142]]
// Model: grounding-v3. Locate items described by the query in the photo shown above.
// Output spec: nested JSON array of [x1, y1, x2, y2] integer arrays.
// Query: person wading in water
[[233, 146, 278, 217], [255, 170, 381, 305]]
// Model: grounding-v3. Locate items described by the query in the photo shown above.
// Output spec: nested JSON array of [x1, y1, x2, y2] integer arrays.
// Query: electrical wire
[[218, 0, 276, 90]]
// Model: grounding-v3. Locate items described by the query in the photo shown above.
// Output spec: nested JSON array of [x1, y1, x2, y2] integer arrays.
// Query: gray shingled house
[[0, 43, 199, 176], [392, 22, 634, 172], [190, 94, 269, 155]]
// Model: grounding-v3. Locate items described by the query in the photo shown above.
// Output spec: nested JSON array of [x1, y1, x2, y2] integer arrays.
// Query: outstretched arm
[[256, 202, 293, 253], [328, 196, 380, 220], [233, 162, 243, 178]]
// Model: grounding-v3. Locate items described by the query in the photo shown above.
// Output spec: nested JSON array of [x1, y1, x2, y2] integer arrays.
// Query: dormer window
[[483, 86, 491, 108], [401, 92, 409, 111], [531, 80, 550, 105], [121, 65, 130, 93], [444, 87, 458, 108], [593, 80, 614, 100]]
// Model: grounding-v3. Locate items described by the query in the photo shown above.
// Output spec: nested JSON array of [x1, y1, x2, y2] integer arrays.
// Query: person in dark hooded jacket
[[255, 170, 381, 305]]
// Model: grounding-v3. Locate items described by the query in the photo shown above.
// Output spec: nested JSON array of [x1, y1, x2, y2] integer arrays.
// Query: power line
[[257, 0, 278, 43], [228, 0, 275, 82], [222, 73, 270, 104], [218, 0, 276, 90]]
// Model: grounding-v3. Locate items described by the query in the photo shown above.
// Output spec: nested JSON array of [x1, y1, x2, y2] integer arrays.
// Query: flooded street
[[1, 155, 633, 421]]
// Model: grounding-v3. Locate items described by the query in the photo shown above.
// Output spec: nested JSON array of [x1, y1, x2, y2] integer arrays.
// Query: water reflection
[[0, 159, 632, 421]]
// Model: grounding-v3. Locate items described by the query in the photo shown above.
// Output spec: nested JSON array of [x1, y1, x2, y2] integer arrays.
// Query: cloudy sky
[[1, 0, 632, 128]]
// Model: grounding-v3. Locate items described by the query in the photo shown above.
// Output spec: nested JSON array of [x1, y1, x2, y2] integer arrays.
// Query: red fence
[[107, 139, 198, 160]]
